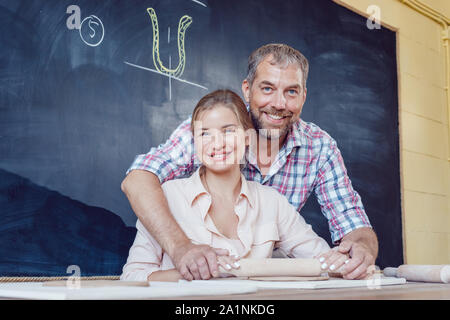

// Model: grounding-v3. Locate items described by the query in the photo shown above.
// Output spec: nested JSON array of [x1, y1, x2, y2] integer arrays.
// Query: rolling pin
[[218, 258, 322, 277], [383, 265, 450, 283]]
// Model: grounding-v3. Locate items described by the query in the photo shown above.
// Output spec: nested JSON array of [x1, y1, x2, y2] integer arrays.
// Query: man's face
[[242, 56, 307, 141]]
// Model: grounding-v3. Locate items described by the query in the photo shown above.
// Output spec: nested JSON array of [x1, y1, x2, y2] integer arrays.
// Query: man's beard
[[249, 107, 294, 140]]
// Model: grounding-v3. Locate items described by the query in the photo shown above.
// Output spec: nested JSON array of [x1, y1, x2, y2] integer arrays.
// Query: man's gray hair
[[246, 43, 309, 90]]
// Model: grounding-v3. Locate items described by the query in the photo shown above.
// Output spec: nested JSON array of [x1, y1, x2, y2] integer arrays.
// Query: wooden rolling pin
[[383, 265, 450, 283], [218, 258, 322, 277]]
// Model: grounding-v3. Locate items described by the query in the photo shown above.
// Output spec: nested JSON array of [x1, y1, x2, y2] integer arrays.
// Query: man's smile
[[260, 109, 293, 125], [263, 111, 288, 123]]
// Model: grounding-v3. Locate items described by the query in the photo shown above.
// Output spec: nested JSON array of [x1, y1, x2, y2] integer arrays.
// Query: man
[[121, 43, 378, 280]]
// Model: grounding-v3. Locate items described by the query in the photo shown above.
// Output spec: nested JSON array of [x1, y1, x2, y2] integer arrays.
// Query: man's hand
[[335, 227, 378, 280], [172, 242, 230, 281], [337, 240, 375, 279]]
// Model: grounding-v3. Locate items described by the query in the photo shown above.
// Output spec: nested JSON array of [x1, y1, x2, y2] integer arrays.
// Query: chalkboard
[[0, 0, 401, 276]]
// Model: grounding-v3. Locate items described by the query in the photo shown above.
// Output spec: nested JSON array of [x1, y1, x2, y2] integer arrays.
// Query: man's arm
[[314, 138, 378, 279], [121, 169, 227, 280]]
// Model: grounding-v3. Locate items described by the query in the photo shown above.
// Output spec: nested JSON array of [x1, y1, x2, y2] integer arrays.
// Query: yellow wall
[[334, 0, 450, 264], [420, 0, 450, 18]]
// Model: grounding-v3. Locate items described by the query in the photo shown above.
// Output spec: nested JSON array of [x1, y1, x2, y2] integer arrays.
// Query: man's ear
[[241, 79, 250, 103]]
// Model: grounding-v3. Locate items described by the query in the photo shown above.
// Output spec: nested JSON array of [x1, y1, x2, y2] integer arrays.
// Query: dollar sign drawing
[[88, 19, 99, 38], [79, 15, 104, 47]]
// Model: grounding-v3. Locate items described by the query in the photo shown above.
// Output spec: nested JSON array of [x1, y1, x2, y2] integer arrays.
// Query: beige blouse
[[121, 168, 330, 281]]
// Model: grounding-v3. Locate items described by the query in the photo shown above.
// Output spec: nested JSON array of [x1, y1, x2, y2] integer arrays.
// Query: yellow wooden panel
[[448, 160, 450, 213], [405, 231, 449, 264], [447, 233, 450, 264], [423, 48, 446, 89], [401, 111, 447, 159], [403, 190, 448, 233], [398, 35, 445, 88], [428, 209, 450, 234], [396, 8, 441, 53], [404, 231, 431, 264], [402, 151, 448, 195], [429, 233, 450, 264], [445, 98, 449, 125], [419, 0, 450, 18], [398, 34, 426, 78], [399, 74, 447, 123], [399, 73, 447, 123]]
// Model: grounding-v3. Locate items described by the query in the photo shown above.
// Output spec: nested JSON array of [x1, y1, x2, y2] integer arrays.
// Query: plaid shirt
[[127, 117, 372, 244]]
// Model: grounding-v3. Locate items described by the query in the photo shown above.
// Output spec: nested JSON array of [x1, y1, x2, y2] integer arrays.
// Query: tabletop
[[167, 282, 450, 300]]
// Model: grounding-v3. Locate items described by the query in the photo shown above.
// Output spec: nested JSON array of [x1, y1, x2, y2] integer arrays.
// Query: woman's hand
[[316, 247, 350, 276], [216, 255, 241, 277]]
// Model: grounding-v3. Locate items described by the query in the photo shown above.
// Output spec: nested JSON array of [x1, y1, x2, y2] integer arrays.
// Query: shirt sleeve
[[126, 117, 196, 183], [120, 220, 164, 282], [275, 192, 330, 258], [314, 139, 372, 244]]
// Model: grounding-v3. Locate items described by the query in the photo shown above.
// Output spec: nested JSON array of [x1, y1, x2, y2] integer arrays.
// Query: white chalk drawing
[[66, 5, 105, 47], [79, 15, 105, 47], [191, 0, 207, 8], [125, 6, 208, 100], [124, 61, 208, 90], [148, 7, 192, 78]]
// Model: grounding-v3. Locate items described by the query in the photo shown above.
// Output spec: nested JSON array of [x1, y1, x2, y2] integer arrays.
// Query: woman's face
[[193, 104, 247, 173]]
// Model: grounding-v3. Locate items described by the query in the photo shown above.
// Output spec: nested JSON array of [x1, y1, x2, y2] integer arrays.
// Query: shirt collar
[[239, 172, 255, 208], [245, 119, 307, 170], [186, 167, 255, 209], [284, 119, 305, 150], [186, 167, 209, 206]]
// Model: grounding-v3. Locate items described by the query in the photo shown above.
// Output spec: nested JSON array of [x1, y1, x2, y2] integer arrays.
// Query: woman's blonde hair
[[191, 89, 253, 134]]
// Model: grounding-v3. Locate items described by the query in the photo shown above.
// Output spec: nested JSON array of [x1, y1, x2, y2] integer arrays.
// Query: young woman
[[121, 89, 339, 282]]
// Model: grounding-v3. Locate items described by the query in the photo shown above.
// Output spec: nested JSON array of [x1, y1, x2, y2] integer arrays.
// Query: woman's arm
[[120, 219, 167, 282], [275, 192, 330, 258], [147, 269, 183, 282]]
